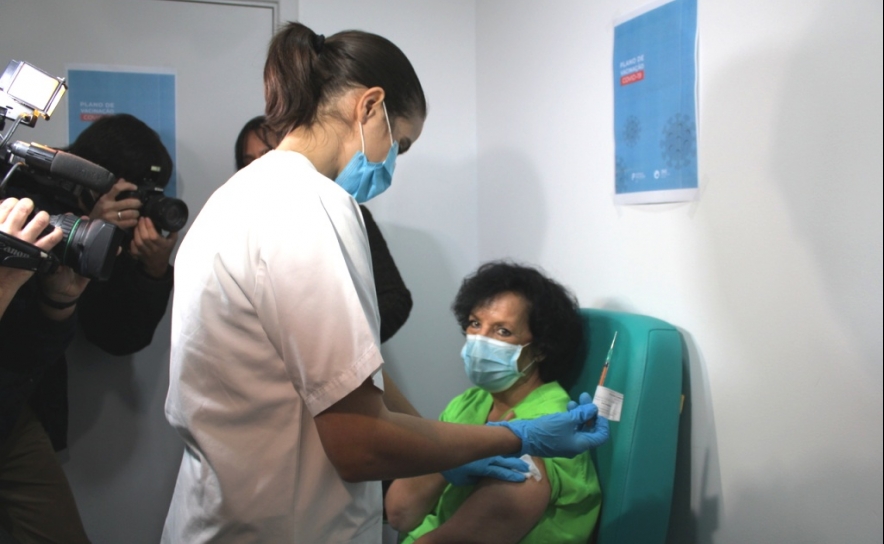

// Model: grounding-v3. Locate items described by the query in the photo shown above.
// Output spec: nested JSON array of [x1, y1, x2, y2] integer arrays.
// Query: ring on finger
[[117, 211, 123, 220]]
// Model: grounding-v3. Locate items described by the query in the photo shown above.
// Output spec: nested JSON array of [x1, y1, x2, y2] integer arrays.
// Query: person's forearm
[[385, 473, 447, 533], [324, 410, 520, 482], [315, 381, 521, 482]]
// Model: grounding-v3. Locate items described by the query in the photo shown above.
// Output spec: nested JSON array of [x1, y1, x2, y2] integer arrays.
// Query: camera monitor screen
[[1, 60, 67, 118]]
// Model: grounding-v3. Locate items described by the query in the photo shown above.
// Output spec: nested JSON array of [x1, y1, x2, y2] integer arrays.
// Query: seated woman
[[385, 261, 601, 543]]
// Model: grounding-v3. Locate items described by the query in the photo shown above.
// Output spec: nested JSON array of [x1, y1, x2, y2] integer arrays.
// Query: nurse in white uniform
[[162, 21, 609, 544]]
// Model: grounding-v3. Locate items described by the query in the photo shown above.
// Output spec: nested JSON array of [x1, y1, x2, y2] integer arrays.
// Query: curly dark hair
[[452, 260, 586, 388]]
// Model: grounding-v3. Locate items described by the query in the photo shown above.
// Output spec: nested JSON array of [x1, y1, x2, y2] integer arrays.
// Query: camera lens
[[47, 214, 124, 281], [143, 195, 188, 232]]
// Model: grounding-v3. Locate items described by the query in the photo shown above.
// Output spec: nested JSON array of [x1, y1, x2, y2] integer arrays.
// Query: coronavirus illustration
[[660, 113, 695, 169]]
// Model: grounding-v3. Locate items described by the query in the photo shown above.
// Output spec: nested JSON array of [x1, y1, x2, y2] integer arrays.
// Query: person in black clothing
[[0, 113, 177, 543], [234, 115, 414, 344]]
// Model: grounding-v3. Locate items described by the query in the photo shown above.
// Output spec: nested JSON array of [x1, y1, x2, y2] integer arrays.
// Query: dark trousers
[[0, 406, 90, 544]]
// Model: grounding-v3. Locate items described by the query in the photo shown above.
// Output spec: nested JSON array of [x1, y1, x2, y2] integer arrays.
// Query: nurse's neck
[[277, 122, 356, 181]]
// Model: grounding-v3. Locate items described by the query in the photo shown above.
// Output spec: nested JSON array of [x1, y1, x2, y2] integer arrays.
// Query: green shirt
[[402, 382, 601, 544]]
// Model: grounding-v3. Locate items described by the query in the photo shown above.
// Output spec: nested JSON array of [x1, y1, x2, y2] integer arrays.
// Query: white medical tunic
[[163, 151, 385, 543]]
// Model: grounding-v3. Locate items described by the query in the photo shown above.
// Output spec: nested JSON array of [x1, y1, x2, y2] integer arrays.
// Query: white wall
[[298, 0, 481, 418], [476, 1, 883, 543]]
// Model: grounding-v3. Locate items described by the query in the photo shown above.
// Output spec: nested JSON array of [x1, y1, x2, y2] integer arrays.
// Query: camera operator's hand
[[37, 260, 91, 321], [1, 198, 64, 305], [34, 213, 92, 321], [129, 217, 178, 278], [89, 179, 142, 229]]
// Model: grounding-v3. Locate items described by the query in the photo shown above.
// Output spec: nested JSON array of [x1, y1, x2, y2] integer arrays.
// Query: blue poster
[[613, 0, 698, 204], [66, 66, 177, 196]]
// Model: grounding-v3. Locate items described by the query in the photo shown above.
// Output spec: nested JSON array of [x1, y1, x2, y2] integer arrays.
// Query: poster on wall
[[66, 65, 177, 196], [613, 0, 698, 205]]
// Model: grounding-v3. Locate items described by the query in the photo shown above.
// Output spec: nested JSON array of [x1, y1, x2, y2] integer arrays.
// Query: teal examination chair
[[569, 309, 684, 544]]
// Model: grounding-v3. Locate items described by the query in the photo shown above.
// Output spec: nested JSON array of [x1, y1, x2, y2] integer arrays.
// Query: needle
[[598, 331, 618, 387]]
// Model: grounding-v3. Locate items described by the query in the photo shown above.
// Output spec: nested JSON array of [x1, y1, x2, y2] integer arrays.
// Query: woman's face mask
[[461, 334, 535, 393], [334, 101, 398, 203]]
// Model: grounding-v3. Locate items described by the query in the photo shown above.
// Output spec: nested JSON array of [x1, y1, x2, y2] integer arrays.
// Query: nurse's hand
[[441, 455, 529, 486], [487, 396, 609, 458]]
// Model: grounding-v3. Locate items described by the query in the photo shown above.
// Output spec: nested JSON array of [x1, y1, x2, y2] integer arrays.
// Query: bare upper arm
[[415, 456, 551, 544], [313, 377, 387, 481]]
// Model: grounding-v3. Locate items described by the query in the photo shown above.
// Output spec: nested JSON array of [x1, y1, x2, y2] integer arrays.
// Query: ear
[[355, 86, 386, 125], [528, 345, 546, 364]]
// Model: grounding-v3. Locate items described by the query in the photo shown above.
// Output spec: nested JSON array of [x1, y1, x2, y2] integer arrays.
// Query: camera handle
[[0, 230, 59, 274]]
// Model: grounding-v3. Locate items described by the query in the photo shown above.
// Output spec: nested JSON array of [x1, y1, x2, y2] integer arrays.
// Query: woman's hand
[[129, 217, 178, 278], [89, 179, 142, 229]]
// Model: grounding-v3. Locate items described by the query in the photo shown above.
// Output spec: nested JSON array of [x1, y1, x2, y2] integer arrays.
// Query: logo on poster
[[619, 55, 645, 86], [79, 101, 115, 122]]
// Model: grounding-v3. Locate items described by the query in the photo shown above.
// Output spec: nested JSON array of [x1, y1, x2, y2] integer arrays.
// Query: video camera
[[1, 59, 122, 281]]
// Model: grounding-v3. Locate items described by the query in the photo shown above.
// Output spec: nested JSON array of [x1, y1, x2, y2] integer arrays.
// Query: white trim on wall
[[159, 0, 280, 31]]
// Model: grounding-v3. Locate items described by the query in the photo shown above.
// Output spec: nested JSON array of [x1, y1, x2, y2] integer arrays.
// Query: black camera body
[[117, 185, 188, 233]]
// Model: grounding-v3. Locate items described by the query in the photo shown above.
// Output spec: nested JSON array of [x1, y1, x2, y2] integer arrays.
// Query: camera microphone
[[7, 141, 116, 194]]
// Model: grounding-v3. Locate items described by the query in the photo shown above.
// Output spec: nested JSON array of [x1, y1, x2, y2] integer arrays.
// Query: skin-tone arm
[[314, 378, 521, 483], [413, 458, 551, 544], [385, 473, 448, 533], [37, 262, 91, 321], [382, 369, 421, 417], [385, 388, 531, 534]]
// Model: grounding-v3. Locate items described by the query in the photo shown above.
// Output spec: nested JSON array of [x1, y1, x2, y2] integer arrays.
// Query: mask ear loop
[[382, 101, 394, 146], [358, 121, 367, 153], [497, 357, 538, 422], [358, 101, 394, 153], [518, 358, 538, 378]]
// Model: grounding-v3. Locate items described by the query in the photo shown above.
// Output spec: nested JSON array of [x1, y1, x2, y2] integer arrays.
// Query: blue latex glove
[[442, 455, 530, 486], [488, 392, 610, 457], [567, 391, 595, 412], [568, 391, 610, 446]]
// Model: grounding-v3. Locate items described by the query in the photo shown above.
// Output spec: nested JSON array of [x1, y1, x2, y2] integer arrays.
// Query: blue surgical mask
[[334, 101, 398, 203], [461, 334, 535, 393]]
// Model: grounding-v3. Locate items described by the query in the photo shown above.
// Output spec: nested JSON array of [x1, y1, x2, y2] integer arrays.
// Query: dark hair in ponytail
[[264, 22, 426, 136]]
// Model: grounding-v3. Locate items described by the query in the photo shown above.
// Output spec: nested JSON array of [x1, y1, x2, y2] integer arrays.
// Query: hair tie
[[312, 34, 325, 54]]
